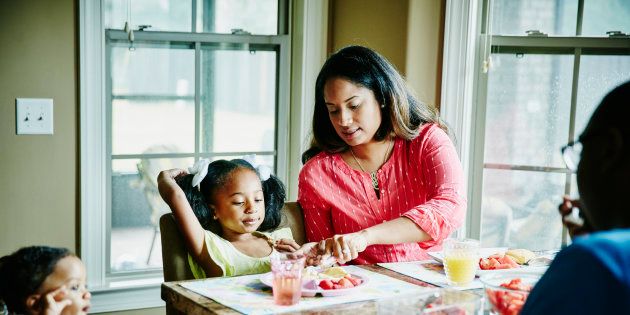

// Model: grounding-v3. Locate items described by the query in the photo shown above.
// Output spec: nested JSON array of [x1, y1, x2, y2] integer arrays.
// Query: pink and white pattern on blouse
[[298, 123, 466, 265]]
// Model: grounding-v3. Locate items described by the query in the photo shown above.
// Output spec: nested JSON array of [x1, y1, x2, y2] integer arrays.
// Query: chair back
[[159, 202, 306, 281], [160, 213, 195, 282], [278, 201, 306, 245]]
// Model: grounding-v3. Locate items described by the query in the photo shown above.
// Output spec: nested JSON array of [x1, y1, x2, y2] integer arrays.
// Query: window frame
[[79, 0, 329, 312], [442, 0, 630, 245]]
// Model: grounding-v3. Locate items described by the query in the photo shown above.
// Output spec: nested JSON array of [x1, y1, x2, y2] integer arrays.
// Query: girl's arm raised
[[157, 169, 222, 276]]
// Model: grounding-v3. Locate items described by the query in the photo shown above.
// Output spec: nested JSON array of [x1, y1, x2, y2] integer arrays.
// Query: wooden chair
[[159, 201, 306, 282]]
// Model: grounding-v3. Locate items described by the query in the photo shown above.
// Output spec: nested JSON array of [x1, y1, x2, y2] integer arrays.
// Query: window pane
[[480, 169, 564, 250], [574, 55, 630, 137], [490, 0, 578, 36], [104, 0, 193, 32], [111, 45, 194, 96], [198, 0, 279, 35], [111, 158, 193, 272], [582, 0, 630, 36], [110, 45, 195, 155], [112, 100, 195, 154], [199, 48, 277, 153], [484, 53, 573, 167]]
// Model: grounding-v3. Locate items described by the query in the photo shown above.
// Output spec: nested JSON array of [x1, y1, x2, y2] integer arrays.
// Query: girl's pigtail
[[175, 174, 217, 232], [258, 174, 286, 231]]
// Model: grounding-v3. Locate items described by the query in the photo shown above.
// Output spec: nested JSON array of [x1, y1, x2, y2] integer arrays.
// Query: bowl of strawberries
[[479, 272, 541, 315]]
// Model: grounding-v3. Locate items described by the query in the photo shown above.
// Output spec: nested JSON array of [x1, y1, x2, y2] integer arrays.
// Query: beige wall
[[406, 0, 445, 109], [0, 1, 77, 253], [328, 0, 444, 109], [329, 0, 409, 74]]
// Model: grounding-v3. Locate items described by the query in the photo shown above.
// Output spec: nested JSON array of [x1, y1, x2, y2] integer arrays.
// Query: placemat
[[179, 265, 433, 314], [378, 260, 484, 290]]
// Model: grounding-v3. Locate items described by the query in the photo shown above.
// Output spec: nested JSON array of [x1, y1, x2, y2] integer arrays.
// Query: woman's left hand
[[273, 238, 301, 253], [319, 231, 369, 264]]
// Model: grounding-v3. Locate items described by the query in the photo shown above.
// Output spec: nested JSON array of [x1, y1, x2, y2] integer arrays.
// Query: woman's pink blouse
[[298, 124, 466, 264]]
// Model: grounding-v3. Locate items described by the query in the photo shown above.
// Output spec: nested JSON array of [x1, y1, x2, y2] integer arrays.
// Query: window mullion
[[576, 0, 584, 36], [105, 36, 114, 278], [194, 42, 201, 161]]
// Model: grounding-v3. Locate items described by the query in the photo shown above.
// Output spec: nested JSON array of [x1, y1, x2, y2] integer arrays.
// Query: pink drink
[[270, 253, 305, 306], [272, 276, 302, 305]]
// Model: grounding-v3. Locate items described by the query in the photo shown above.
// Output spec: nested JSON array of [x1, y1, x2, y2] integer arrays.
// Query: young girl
[[157, 158, 302, 278], [0, 246, 91, 315]]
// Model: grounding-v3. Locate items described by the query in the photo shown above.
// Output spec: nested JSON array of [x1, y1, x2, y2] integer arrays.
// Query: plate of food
[[429, 248, 550, 276], [260, 266, 369, 297]]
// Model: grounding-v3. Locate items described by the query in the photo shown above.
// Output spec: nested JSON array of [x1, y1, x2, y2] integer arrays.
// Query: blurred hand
[[559, 196, 593, 239], [160, 168, 188, 181], [290, 242, 323, 266], [40, 286, 72, 315], [274, 238, 300, 253], [319, 231, 368, 264]]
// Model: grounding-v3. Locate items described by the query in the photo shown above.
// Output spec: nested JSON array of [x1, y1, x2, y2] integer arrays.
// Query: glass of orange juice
[[270, 253, 305, 306], [442, 238, 479, 287]]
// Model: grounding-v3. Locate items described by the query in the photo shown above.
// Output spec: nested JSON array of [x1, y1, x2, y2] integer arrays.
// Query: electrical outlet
[[16, 98, 54, 135]]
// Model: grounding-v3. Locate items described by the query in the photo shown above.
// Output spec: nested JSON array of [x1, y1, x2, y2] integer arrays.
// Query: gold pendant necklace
[[350, 137, 393, 194]]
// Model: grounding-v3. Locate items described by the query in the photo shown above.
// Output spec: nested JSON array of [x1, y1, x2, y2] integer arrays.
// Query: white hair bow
[[242, 154, 272, 181], [189, 159, 210, 189]]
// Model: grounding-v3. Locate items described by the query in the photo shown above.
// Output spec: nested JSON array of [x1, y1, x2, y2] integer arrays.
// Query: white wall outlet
[[16, 98, 54, 135]]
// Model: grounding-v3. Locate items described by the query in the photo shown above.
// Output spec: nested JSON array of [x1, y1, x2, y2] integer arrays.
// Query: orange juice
[[272, 276, 302, 305], [444, 255, 477, 285]]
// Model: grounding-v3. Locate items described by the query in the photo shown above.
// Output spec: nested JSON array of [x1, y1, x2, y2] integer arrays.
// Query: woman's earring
[[381, 104, 385, 108]]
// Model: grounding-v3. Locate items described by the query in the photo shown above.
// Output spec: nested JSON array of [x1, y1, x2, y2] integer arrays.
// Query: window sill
[[90, 277, 165, 313]]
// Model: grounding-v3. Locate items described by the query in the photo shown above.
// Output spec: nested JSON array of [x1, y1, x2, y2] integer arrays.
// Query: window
[[79, 0, 318, 311], [104, 0, 288, 275], [443, 0, 630, 250]]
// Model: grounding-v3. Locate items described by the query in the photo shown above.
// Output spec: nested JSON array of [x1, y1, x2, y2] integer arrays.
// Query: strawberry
[[319, 279, 334, 290], [338, 278, 355, 288]]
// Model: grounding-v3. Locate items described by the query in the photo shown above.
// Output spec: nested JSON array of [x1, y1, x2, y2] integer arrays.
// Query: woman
[[298, 45, 466, 264]]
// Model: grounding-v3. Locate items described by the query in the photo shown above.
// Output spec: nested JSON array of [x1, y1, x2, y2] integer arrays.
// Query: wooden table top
[[161, 265, 483, 314]]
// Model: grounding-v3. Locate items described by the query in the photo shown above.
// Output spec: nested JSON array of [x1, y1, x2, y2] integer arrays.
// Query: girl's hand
[[559, 196, 593, 239], [40, 286, 72, 315], [157, 168, 189, 203], [274, 238, 300, 253], [159, 168, 189, 181], [319, 231, 368, 264]]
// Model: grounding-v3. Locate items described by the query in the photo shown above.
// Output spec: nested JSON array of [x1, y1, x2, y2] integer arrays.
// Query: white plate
[[427, 247, 508, 264], [259, 271, 369, 297]]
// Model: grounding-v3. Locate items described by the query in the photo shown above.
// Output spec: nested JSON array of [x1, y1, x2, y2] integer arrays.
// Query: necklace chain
[[350, 137, 393, 192]]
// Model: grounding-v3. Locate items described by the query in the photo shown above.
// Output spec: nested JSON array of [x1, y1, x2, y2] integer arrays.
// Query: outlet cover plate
[[16, 98, 54, 135]]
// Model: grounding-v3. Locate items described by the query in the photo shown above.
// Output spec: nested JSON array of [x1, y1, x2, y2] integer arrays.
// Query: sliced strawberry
[[319, 279, 334, 290]]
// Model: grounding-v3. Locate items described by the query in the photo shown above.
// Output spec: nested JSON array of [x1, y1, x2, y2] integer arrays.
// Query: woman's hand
[[559, 196, 593, 239], [39, 286, 72, 315], [319, 231, 369, 264], [274, 238, 301, 253]]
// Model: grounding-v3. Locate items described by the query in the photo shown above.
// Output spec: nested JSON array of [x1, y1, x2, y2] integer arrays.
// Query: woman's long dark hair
[[176, 159, 286, 234], [0, 246, 73, 314], [302, 45, 447, 163]]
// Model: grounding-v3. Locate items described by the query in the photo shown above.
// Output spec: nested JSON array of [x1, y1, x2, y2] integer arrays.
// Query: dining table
[[161, 264, 485, 314]]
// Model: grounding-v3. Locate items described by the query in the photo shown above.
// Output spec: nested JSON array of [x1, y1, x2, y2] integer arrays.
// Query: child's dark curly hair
[[176, 159, 286, 235], [0, 246, 73, 314]]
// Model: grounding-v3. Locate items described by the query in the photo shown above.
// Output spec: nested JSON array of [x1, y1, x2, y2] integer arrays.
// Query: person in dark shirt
[[522, 81, 630, 314]]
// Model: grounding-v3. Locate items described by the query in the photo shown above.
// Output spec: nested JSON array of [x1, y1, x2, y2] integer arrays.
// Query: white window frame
[[442, 0, 630, 243], [79, 0, 328, 312]]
